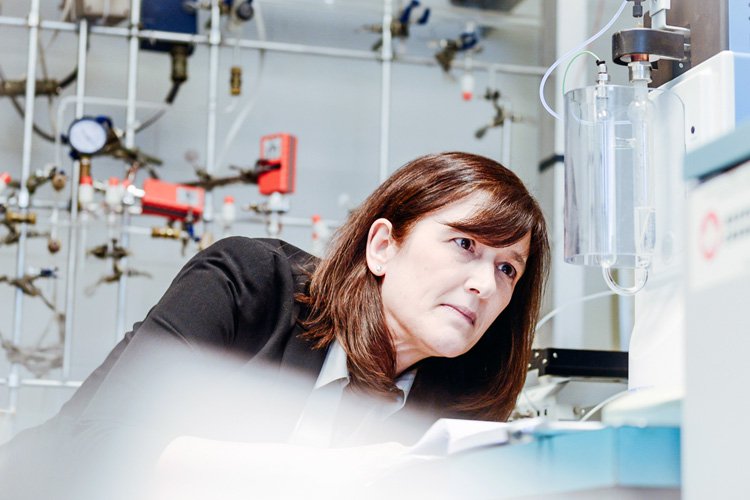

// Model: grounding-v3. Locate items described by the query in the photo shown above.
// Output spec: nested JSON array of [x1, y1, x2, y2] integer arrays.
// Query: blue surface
[[384, 426, 681, 498], [616, 426, 681, 487], [684, 119, 750, 180], [729, 0, 750, 54], [735, 54, 750, 125], [140, 0, 198, 53]]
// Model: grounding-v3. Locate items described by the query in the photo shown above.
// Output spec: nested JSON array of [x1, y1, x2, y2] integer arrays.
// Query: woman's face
[[378, 193, 531, 372]]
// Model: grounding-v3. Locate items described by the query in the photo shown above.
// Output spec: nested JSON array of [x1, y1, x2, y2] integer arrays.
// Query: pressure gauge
[[67, 116, 109, 155]]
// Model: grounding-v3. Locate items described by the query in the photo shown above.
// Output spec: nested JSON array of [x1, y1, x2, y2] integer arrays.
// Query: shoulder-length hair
[[299, 152, 549, 421]]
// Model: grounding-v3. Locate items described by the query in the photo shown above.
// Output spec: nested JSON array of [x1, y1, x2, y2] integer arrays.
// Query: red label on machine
[[141, 178, 205, 221], [258, 133, 297, 195]]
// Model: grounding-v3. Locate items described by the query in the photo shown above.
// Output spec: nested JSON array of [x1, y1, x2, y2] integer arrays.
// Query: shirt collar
[[314, 339, 417, 405], [314, 339, 350, 390]]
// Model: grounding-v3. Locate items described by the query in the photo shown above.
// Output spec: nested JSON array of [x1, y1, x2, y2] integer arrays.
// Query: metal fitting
[[629, 60, 652, 83], [151, 226, 181, 239], [5, 210, 36, 225], [230, 66, 242, 96], [596, 60, 610, 86]]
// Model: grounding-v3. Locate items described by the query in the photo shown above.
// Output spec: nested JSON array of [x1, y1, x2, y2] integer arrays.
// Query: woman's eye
[[498, 263, 517, 279], [453, 237, 475, 252]]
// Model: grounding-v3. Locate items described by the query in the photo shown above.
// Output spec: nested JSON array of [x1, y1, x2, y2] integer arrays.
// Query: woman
[[303, 151, 548, 424], [0, 151, 549, 498]]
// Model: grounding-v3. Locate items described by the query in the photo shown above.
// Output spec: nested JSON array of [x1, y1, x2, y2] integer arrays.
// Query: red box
[[141, 178, 205, 221], [258, 133, 297, 195]]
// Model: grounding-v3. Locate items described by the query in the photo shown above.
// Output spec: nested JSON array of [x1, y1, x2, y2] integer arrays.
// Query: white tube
[[62, 18, 89, 380], [378, 0, 393, 183], [124, 1, 140, 150], [0, 378, 83, 389], [501, 100, 512, 166], [0, 15, 547, 76], [115, 0, 142, 342], [206, 0, 221, 177], [535, 290, 616, 334], [539, 0, 628, 121], [120, 215, 340, 236], [9, 0, 41, 416], [596, 91, 617, 265], [203, 0, 221, 228], [629, 81, 655, 267]]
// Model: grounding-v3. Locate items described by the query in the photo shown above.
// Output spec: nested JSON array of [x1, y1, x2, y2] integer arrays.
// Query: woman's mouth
[[442, 304, 477, 325]]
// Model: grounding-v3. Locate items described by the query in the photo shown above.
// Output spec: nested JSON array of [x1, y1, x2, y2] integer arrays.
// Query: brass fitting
[[51, 173, 67, 191], [151, 226, 181, 239], [79, 156, 92, 179], [47, 238, 61, 254], [230, 66, 242, 96], [5, 210, 36, 225], [0, 79, 60, 97]]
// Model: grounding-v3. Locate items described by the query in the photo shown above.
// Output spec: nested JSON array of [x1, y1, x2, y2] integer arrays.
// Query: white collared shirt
[[290, 340, 416, 446]]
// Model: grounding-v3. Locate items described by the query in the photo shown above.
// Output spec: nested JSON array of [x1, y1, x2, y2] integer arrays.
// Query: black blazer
[[0, 238, 329, 499], [0, 237, 437, 500]]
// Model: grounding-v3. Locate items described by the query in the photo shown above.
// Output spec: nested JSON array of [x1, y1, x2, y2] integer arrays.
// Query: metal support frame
[[378, 0, 393, 182], [0, 16, 547, 77], [7, 0, 42, 417], [113, 0, 144, 342], [60, 18, 89, 382]]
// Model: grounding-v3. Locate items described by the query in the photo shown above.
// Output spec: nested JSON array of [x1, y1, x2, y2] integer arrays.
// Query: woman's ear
[[366, 218, 395, 276]]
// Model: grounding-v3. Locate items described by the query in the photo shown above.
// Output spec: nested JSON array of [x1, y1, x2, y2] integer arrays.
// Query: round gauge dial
[[67, 117, 108, 155]]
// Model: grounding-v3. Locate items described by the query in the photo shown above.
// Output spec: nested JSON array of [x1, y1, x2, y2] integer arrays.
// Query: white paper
[[408, 417, 605, 456]]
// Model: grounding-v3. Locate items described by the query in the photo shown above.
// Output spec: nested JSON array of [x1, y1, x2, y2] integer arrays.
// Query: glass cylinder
[[563, 84, 684, 273]]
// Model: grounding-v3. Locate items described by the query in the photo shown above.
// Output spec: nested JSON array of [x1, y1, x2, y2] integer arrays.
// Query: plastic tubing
[[535, 289, 616, 333], [539, 0, 628, 121]]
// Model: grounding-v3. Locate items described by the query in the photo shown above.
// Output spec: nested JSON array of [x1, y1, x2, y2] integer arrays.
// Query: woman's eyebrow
[[505, 250, 528, 270]]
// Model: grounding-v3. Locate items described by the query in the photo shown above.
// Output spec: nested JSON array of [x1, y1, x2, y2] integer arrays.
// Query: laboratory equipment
[[64, 0, 129, 25], [559, 7, 750, 497], [364, 0, 430, 52], [434, 24, 480, 73], [683, 122, 750, 500], [221, 196, 236, 228], [563, 82, 684, 294], [230, 66, 242, 96], [140, 0, 198, 107], [561, 0, 690, 297], [258, 133, 297, 196], [65, 115, 163, 178], [66, 116, 111, 156], [139, 0, 197, 54], [517, 348, 628, 421], [140, 179, 205, 221], [229, 0, 256, 22], [624, 0, 750, 393]]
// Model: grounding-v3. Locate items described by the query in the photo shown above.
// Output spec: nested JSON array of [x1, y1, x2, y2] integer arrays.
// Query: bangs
[[447, 194, 539, 249]]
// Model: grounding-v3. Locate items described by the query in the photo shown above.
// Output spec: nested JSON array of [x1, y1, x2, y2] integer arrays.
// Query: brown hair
[[300, 152, 549, 421]]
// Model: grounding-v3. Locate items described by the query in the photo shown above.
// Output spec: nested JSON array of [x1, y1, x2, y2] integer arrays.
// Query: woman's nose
[[465, 263, 496, 298]]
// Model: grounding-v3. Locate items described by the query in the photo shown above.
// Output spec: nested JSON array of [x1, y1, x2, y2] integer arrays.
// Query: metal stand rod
[[501, 102, 513, 167], [0, 378, 83, 389], [114, 0, 143, 342], [8, 0, 42, 417], [378, 0, 393, 183], [203, 0, 222, 229], [61, 18, 89, 380], [0, 16, 547, 77]]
